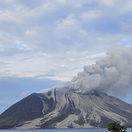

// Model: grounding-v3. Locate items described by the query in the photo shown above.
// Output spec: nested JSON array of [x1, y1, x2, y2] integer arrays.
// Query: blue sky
[[0, 0, 132, 113]]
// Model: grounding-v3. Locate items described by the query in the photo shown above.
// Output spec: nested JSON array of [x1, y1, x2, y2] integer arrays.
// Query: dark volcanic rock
[[0, 90, 57, 129], [0, 93, 43, 129]]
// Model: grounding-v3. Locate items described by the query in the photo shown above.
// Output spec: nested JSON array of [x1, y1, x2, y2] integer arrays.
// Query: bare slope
[[0, 88, 132, 129]]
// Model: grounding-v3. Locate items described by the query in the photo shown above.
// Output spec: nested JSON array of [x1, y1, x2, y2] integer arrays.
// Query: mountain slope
[[0, 88, 132, 129]]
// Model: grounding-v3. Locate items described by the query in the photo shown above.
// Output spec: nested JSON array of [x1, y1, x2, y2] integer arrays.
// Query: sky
[[0, 0, 132, 113]]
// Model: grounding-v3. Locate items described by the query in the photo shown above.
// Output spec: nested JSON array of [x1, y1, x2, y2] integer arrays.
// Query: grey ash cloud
[[69, 48, 132, 96]]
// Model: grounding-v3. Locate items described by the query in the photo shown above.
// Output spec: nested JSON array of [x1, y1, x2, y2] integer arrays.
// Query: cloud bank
[[0, 0, 132, 81], [69, 48, 132, 96]]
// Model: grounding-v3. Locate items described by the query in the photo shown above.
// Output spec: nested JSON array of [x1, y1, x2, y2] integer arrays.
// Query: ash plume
[[69, 48, 132, 96]]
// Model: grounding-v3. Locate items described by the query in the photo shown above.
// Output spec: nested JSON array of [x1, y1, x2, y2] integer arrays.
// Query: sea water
[[0, 128, 132, 132]]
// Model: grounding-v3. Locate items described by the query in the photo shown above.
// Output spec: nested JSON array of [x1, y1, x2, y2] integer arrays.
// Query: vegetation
[[107, 121, 127, 132]]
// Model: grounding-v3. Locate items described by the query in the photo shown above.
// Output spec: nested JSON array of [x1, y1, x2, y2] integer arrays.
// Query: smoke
[[69, 48, 132, 96]]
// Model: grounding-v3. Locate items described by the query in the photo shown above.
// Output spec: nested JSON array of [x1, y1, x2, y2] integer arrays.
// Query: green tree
[[107, 122, 127, 132]]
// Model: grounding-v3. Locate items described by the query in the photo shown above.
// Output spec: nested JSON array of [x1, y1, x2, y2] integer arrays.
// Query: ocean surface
[[0, 128, 132, 132]]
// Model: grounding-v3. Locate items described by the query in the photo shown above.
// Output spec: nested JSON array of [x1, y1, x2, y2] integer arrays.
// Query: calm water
[[0, 128, 132, 132]]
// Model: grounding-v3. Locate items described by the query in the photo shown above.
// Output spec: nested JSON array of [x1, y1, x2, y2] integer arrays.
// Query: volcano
[[0, 87, 132, 129]]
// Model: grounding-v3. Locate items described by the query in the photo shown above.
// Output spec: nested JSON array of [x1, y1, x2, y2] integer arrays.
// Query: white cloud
[[0, 0, 14, 3], [81, 10, 102, 20], [56, 14, 79, 34], [0, 0, 132, 82], [0, 10, 20, 23], [99, 0, 117, 6], [25, 29, 37, 36], [0, 50, 106, 81], [57, 0, 66, 5]]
